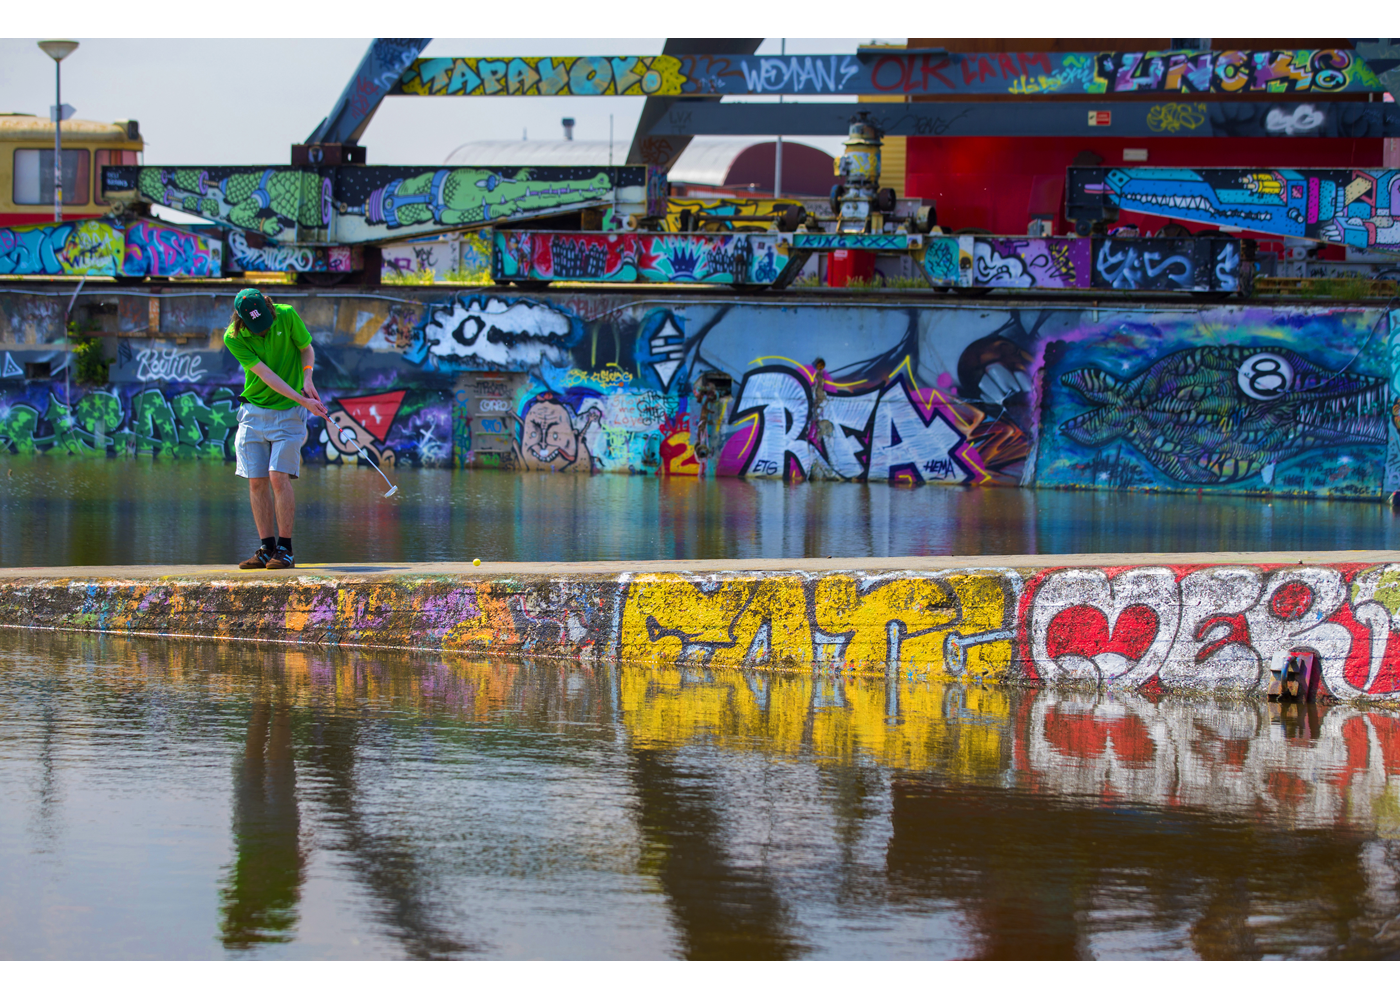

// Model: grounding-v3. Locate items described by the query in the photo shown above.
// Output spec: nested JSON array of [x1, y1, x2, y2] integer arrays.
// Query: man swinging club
[[224, 288, 330, 570]]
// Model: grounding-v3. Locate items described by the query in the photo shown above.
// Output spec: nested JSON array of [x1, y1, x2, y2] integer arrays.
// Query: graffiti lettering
[[396, 55, 685, 97], [1145, 102, 1208, 133], [134, 348, 206, 384], [121, 221, 221, 278], [1094, 241, 1193, 289], [0, 220, 122, 277], [1024, 562, 1399, 697], [227, 230, 356, 273]]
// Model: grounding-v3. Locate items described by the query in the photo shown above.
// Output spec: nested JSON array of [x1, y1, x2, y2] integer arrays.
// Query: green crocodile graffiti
[[138, 168, 329, 237], [340, 168, 618, 229]]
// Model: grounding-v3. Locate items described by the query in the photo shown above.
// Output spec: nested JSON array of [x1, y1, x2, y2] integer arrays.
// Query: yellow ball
[[473, 558, 481, 566]]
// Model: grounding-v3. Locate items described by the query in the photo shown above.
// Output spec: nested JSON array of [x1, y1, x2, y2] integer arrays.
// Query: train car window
[[13, 148, 91, 205], [95, 149, 139, 205]]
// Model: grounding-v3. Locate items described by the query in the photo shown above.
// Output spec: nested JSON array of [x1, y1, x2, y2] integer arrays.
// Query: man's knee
[[269, 472, 294, 493], [249, 476, 271, 494]]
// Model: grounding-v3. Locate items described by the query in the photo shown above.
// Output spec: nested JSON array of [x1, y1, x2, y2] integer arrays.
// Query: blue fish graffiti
[[1059, 346, 1388, 484]]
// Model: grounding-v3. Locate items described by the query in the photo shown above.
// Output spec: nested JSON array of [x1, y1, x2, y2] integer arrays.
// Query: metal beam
[[307, 37, 431, 145], [647, 100, 1400, 138], [391, 48, 1385, 99], [624, 39, 762, 171]]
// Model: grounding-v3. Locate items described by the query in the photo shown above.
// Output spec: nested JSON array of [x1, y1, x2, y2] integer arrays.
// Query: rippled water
[[2, 627, 1398, 959], [2, 457, 1397, 567]]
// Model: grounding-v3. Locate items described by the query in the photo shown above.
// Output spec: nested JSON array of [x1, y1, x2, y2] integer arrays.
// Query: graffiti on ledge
[[493, 232, 785, 285]]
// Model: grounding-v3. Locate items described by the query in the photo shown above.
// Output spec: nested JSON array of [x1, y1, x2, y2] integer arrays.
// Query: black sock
[[277, 537, 292, 554], [261, 536, 276, 553]]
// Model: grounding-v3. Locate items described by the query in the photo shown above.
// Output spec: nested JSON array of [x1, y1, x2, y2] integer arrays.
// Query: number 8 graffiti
[[1236, 352, 1294, 400]]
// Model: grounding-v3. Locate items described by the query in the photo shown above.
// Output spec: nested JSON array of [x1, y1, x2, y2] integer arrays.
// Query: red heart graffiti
[[1045, 604, 1160, 664]]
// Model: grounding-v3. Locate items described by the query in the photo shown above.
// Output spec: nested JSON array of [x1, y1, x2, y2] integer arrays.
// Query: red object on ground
[[827, 248, 876, 287]]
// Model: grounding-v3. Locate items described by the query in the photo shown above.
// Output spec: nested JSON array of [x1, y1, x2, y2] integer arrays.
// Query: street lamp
[[38, 39, 79, 223]]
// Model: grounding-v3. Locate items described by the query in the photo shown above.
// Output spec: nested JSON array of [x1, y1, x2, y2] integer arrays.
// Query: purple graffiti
[[121, 221, 221, 278]]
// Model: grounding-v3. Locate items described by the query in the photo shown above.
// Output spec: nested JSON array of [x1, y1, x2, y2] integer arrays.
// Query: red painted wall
[[905, 135, 1385, 235]]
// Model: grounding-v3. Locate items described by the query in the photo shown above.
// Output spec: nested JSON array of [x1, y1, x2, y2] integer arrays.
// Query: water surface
[[2, 457, 1397, 566], [2, 628, 1398, 959]]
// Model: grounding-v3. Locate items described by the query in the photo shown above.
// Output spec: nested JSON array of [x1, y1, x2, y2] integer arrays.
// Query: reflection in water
[[629, 748, 804, 960], [220, 694, 303, 948], [300, 701, 474, 959], [4, 457, 1400, 566], [2, 628, 1399, 959]]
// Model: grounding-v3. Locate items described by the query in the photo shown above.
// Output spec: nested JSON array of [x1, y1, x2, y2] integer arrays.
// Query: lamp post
[[38, 39, 79, 223]]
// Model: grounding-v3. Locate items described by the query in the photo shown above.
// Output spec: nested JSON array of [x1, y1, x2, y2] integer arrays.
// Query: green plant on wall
[[382, 269, 438, 286], [70, 333, 110, 384]]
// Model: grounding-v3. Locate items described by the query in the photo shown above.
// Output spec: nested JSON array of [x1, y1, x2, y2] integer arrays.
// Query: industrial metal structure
[[3, 39, 1397, 289]]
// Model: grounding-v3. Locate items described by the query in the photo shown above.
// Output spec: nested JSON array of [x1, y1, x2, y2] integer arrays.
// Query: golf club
[[338, 426, 398, 497]]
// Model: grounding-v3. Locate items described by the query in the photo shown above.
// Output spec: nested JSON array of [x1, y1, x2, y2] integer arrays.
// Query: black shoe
[[266, 546, 295, 570], [238, 547, 271, 570]]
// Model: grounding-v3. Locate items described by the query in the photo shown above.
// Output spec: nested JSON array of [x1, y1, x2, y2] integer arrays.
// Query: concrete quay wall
[[3, 554, 1400, 701]]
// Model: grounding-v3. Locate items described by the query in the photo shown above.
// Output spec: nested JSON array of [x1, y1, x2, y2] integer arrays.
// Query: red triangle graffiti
[[335, 390, 406, 443]]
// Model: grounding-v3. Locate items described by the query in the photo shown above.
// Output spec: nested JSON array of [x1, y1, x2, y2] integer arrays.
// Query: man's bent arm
[[251, 361, 329, 420]]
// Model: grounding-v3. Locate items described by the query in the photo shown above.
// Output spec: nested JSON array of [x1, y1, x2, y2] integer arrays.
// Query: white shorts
[[235, 403, 308, 479]]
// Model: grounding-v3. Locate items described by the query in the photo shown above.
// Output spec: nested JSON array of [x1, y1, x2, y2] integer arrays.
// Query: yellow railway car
[[0, 114, 142, 227]]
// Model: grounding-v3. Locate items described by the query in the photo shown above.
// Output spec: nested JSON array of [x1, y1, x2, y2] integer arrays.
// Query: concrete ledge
[[4, 554, 1400, 700]]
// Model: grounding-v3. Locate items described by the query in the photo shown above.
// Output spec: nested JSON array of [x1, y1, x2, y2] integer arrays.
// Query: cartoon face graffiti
[[321, 390, 405, 468], [514, 391, 601, 472], [1059, 346, 1387, 485]]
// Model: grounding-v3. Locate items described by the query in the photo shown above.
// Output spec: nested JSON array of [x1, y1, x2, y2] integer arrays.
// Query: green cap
[[234, 288, 275, 334]]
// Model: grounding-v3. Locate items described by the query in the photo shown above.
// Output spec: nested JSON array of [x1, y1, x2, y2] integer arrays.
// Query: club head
[[384, 485, 399, 498]]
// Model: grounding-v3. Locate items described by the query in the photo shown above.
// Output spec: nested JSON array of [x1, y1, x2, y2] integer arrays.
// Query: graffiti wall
[[0, 219, 123, 277], [0, 288, 1394, 498], [1090, 237, 1242, 291], [1069, 166, 1400, 253], [921, 235, 1242, 291], [0, 333, 452, 469], [395, 55, 687, 97], [226, 231, 358, 274], [121, 221, 222, 278], [380, 292, 1045, 483], [1035, 307, 1391, 496], [1020, 562, 1400, 698], [102, 165, 653, 243], [1, 219, 222, 279], [390, 49, 1384, 98], [493, 231, 788, 285], [10, 561, 1400, 700], [613, 562, 1400, 699], [0, 379, 450, 468], [382, 232, 491, 284], [970, 237, 1089, 290]]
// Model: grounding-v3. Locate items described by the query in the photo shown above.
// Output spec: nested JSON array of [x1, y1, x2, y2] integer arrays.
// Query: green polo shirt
[[223, 303, 312, 410]]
